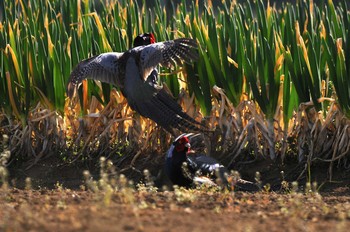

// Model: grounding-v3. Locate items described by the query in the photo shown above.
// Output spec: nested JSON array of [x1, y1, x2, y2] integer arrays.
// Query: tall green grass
[[1, 0, 350, 122]]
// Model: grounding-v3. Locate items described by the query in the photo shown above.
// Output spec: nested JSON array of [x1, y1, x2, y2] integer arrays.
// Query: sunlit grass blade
[[5, 72, 21, 120]]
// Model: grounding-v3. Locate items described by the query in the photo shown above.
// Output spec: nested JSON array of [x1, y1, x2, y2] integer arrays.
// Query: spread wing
[[66, 52, 122, 98], [136, 38, 199, 80]]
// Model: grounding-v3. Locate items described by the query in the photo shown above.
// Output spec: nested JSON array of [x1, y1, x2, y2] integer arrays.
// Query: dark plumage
[[165, 133, 259, 190], [67, 33, 206, 134]]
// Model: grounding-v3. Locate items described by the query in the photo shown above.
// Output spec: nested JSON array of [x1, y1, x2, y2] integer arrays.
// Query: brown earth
[[1, 156, 350, 232], [1, 186, 350, 232]]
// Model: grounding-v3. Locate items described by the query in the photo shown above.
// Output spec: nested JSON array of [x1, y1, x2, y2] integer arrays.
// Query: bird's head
[[174, 136, 191, 153], [133, 33, 156, 47]]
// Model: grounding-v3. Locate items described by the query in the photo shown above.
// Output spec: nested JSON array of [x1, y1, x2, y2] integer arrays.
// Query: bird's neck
[[171, 151, 187, 166]]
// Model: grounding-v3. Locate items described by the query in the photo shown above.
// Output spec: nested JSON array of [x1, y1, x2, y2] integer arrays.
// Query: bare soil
[[1, 186, 350, 232], [1, 158, 350, 232]]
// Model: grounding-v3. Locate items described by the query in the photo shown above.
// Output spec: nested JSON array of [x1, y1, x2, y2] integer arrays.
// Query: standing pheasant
[[165, 133, 259, 190], [67, 33, 206, 134]]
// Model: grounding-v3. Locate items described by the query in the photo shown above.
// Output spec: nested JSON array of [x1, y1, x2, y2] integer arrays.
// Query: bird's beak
[[185, 143, 195, 154], [186, 149, 196, 154]]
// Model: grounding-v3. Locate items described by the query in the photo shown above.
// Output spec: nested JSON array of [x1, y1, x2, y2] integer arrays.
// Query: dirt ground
[[0, 156, 349, 232], [1, 183, 350, 232]]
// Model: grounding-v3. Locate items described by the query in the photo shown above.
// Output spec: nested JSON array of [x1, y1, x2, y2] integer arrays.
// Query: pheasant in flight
[[67, 33, 207, 134]]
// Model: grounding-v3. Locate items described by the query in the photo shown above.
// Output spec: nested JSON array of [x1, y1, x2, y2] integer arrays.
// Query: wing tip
[[66, 82, 77, 99]]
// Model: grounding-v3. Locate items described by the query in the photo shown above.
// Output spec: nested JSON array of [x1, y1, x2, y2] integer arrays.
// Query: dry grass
[[1, 87, 349, 185]]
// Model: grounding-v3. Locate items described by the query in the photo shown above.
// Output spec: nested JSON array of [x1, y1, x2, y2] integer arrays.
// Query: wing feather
[[67, 52, 122, 98], [138, 38, 198, 80]]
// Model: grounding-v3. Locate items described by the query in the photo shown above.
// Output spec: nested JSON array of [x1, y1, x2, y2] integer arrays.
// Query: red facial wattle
[[175, 136, 190, 152], [149, 33, 156, 44]]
